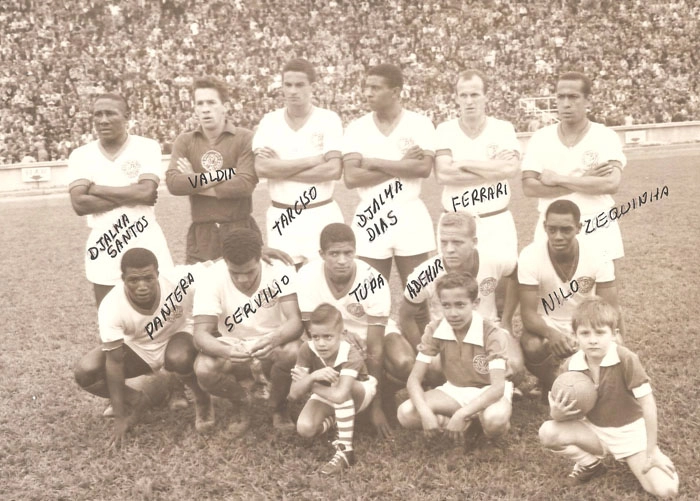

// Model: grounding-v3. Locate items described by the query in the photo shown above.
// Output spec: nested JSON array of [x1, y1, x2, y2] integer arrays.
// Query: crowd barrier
[[1, 121, 698, 196]]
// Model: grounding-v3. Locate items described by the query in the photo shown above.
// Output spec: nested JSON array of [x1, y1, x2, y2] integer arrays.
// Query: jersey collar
[[194, 119, 237, 137], [569, 343, 621, 370], [433, 312, 485, 347]]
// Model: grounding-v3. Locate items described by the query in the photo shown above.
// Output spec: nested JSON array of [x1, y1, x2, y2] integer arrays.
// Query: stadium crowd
[[1, 0, 697, 164]]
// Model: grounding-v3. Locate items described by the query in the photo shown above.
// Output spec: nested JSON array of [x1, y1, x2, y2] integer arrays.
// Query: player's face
[[282, 71, 313, 109], [456, 76, 486, 120], [365, 75, 396, 112], [308, 321, 342, 360], [226, 258, 262, 294], [123, 265, 159, 309], [439, 287, 478, 333], [575, 322, 615, 361], [320, 242, 356, 282], [556, 80, 589, 125], [544, 212, 581, 254], [93, 98, 128, 145], [193, 88, 227, 130], [440, 227, 477, 271]]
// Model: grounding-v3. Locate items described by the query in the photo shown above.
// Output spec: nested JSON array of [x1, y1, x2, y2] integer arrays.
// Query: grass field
[[1, 146, 699, 500]]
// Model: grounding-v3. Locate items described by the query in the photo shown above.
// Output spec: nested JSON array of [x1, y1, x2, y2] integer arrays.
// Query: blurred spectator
[[0, 0, 697, 164]]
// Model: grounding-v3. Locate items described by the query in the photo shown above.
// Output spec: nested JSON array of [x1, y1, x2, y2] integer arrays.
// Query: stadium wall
[[2, 121, 699, 196]]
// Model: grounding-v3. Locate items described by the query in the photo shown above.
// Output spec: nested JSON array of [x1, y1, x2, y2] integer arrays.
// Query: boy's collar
[[569, 343, 620, 370], [309, 339, 351, 367], [433, 312, 484, 346]]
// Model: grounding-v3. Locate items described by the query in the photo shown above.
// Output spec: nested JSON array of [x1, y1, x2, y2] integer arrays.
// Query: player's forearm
[[193, 325, 229, 358], [639, 394, 659, 453], [289, 374, 315, 400], [501, 277, 519, 325], [367, 157, 432, 178], [89, 182, 155, 205], [398, 309, 422, 350], [554, 174, 619, 195], [522, 176, 573, 198], [70, 191, 119, 215], [460, 158, 519, 180], [165, 170, 220, 195], [458, 381, 505, 419], [254, 156, 318, 178], [105, 353, 127, 418], [521, 309, 558, 341], [212, 175, 257, 199], [406, 369, 432, 416], [310, 381, 352, 404], [289, 159, 342, 183], [435, 165, 485, 185], [344, 164, 394, 189], [272, 318, 303, 346]]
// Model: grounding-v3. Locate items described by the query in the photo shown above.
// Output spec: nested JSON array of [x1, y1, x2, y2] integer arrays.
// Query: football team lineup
[[29, 60, 689, 499]]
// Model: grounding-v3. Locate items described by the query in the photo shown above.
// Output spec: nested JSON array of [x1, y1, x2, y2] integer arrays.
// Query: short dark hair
[[320, 223, 355, 251], [558, 71, 592, 97], [283, 58, 317, 83], [193, 76, 229, 103], [456, 69, 488, 94], [121, 248, 158, 274], [545, 199, 581, 223], [222, 228, 262, 264], [367, 63, 403, 89], [94, 93, 130, 117], [310, 303, 344, 331], [435, 271, 479, 301]]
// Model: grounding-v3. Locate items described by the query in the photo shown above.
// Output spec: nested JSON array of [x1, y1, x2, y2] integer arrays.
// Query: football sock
[[320, 415, 336, 435], [551, 445, 600, 467], [334, 399, 356, 451]]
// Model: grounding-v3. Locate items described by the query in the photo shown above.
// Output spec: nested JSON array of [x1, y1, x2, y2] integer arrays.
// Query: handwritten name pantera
[[224, 275, 290, 332], [356, 179, 403, 241], [89, 214, 149, 260], [145, 272, 195, 339], [585, 185, 668, 234]]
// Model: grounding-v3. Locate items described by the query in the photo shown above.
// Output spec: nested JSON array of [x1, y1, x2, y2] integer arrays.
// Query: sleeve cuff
[[416, 352, 433, 364], [69, 178, 91, 190], [138, 173, 160, 184], [339, 368, 358, 378], [101, 340, 124, 351], [632, 382, 652, 399], [489, 358, 506, 371]]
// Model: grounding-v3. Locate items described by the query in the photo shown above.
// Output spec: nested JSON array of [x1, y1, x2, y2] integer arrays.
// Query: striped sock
[[334, 399, 356, 451], [320, 415, 336, 435]]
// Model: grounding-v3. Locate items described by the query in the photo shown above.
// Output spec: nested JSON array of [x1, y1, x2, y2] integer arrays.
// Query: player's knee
[[193, 355, 220, 392], [164, 346, 196, 374], [520, 331, 547, 360], [296, 416, 319, 438], [386, 353, 414, 382], [396, 399, 416, 428], [481, 407, 510, 438], [646, 475, 679, 499], [74, 355, 99, 388], [538, 420, 560, 448]]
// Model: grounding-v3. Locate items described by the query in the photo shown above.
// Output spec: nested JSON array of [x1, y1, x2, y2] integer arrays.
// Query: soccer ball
[[551, 371, 597, 417]]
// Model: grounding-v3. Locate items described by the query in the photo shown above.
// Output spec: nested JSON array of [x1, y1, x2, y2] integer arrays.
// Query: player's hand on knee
[[176, 157, 194, 174], [547, 331, 575, 358], [419, 410, 441, 438], [445, 409, 470, 442], [643, 448, 677, 479], [227, 344, 252, 363], [249, 334, 278, 359]]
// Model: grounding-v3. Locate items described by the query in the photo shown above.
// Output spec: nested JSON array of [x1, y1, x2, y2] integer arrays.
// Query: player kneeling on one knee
[[288, 304, 377, 475], [538, 297, 679, 498], [397, 271, 517, 445]]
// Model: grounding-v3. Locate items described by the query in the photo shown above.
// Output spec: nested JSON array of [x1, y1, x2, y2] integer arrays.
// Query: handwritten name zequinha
[[356, 179, 403, 241], [585, 185, 669, 234], [145, 271, 195, 339], [88, 214, 149, 260]]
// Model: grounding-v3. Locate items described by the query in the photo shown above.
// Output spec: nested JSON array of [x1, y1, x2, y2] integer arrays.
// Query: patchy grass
[[1, 148, 698, 500]]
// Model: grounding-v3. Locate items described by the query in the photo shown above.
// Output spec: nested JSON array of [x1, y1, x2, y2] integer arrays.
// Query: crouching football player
[[397, 272, 517, 448], [73, 248, 212, 448], [289, 303, 377, 475], [539, 297, 679, 497], [192, 228, 302, 435]]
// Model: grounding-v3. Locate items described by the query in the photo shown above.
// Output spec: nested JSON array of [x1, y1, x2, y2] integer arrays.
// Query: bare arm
[[288, 157, 342, 183], [434, 153, 485, 185], [458, 150, 520, 181], [69, 184, 119, 216], [254, 147, 323, 178], [500, 274, 519, 331], [310, 374, 355, 404], [398, 298, 426, 349], [453, 369, 506, 421], [519, 286, 575, 357], [366, 322, 391, 438], [541, 163, 622, 195], [522, 170, 573, 198], [248, 297, 303, 358], [89, 179, 158, 206], [343, 155, 394, 189], [193, 315, 251, 361]]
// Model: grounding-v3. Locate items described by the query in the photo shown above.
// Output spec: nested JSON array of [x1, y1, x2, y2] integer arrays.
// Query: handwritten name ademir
[[88, 214, 149, 260], [356, 179, 403, 241], [405, 258, 444, 299], [224, 275, 290, 332], [145, 272, 195, 339], [272, 187, 318, 236], [585, 186, 668, 234]]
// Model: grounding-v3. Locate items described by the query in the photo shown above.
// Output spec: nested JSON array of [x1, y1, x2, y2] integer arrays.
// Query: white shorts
[[581, 417, 647, 460], [266, 200, 344, 265], [534, 211, 624, 261], [309, 375, 378, 412], [436, 380, 514, 408], [124, 331, 183, 372], [85, 220, 174, 286], [353, 199, 435, 259]]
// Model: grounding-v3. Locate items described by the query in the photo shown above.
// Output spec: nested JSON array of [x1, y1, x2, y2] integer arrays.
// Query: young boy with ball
[[397, 271, 516, 446], [539, 297, 679, 497], [289, 303, 377, 475]]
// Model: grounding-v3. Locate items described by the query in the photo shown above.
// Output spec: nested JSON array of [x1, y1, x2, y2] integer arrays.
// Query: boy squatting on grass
[[397, 271, 517, 444], [288, 303, 378, 475], [539, 297, 679, 498]]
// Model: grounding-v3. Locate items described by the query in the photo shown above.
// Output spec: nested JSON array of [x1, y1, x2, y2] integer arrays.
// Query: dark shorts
[[186, 216, 261, 264]]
